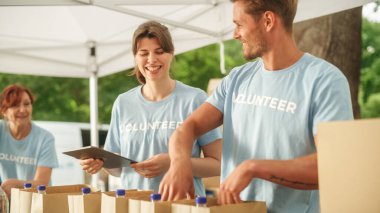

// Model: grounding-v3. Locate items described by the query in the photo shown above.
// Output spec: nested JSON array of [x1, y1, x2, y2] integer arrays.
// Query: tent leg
[[87, 41, 104, 190], [219, 40, 226, 74], [89, 72, 99, 148]]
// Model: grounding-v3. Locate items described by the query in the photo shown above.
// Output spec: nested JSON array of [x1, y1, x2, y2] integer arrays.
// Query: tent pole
[[87, 41, 104, 190], [219, 40, 226, 74], [89, 71, 99, 148], [87, 41, 99, 148]]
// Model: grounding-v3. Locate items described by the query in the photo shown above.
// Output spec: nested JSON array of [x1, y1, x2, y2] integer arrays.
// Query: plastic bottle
[[24, 183, 32, 189], [195, 196, 207, 207], [205, 189, 214, 197], [150, 193, 161, 203], [81, 187, 91, 195], [37, 185, 47, 195], [115, 189, 125, 198], [0, 186, 9, 213]]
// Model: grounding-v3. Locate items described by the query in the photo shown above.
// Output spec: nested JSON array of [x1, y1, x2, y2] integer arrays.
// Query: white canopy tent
[[0, 0, 373, 148]]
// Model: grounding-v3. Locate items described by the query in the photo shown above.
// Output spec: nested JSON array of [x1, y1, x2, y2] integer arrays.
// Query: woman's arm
[[131, 139, 222, 178], [191, 139, 222, 177], [1, 166, 52, 198]]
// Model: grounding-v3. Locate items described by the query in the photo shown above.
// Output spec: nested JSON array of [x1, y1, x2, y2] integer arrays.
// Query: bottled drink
[[115, 189, 125, 198], [24, 183, 32, 189], [81, 187, 91, 195], [150, 193, 161, 203], [195, 196, 207, 207], [37, 185, 47, 195], [0, 186, 9, 213], [205, 189, 214, 197]]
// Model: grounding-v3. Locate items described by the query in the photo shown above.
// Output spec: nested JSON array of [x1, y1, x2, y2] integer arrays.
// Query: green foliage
[[0, 71, 139, 123], [0, 75, 89, 121], [361, 19, 380, 70], [360, 93, 380, 117], [360, 18, 380, 118], [173, 39, 245, 91]]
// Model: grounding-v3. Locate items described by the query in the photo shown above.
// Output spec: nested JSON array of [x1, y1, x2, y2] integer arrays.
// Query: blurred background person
[[79, 21, 222, 196], [0, 84, 58, 198]]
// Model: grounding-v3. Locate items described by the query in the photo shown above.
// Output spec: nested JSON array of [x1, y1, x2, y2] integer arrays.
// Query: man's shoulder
[[302, 53, 345, 79], [303, 53, 339, 71], [229, 60, 261, 77]]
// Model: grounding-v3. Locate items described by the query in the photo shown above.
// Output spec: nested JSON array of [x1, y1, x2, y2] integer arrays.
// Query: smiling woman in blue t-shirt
[[0, 84, 58, 198], [79, 21, 222, 196]]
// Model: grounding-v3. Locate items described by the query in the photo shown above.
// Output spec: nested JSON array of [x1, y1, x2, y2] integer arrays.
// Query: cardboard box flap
[[172, 198, 266, 213], [30, 184, 99, 213], [68, 193, 101, 213], [101, 190, 152, 213], [202, 201, 267, 213], [46, 184, 98, 194], [318, 119, 380, 213]]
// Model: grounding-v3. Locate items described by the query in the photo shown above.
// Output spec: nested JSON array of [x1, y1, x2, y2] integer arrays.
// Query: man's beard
[[243, 46, 263, 60]]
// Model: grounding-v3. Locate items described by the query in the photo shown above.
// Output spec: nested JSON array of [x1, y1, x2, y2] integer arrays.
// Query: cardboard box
[[202, 176, 220, 198], [171, 199, 196, 213], [101, 190, 152, 213], [129, 197, 170, 213], [318, 118, 380, 213], [10, 187, 34, 213], [172, 197, 266, 213], [29, 184, 98, 213], [129, 196, 195, 213], [68, 192, 101, 213], [202, 176, 220, 189]]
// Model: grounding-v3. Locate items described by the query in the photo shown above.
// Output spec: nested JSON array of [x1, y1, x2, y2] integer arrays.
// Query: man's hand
[[219, 160, 254, 204], [130, 153, 170, 178], [159, 159, 194, 201]]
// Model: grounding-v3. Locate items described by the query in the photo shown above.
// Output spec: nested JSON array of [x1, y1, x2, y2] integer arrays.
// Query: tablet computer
[[63, 146, 137, 168]]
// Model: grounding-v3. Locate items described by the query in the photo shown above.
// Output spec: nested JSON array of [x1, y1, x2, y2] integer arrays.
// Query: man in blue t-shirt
[[159, 0, 353, 212]]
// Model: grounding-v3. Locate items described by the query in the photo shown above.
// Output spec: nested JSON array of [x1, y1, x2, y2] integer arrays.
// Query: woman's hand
[[1, 179, 21, 198], [79, 158, 104, 174], [130, 153, 170, 178]]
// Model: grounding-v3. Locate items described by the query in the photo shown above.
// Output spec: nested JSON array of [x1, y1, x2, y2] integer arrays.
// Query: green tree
[[0, 70, 139, 124], [173, 39, 244, 91], [360, 18, 380, 118], [0, 75, 89, 121]]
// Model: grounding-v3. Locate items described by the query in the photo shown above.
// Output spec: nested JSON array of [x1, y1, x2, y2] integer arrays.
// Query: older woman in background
[[0, 84, 58, 198]]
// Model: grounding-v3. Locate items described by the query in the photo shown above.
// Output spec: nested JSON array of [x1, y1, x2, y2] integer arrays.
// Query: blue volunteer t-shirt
[[104, 80, 222, 196], [207, 53, 353, 213], [0, 121, 59, 182]]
